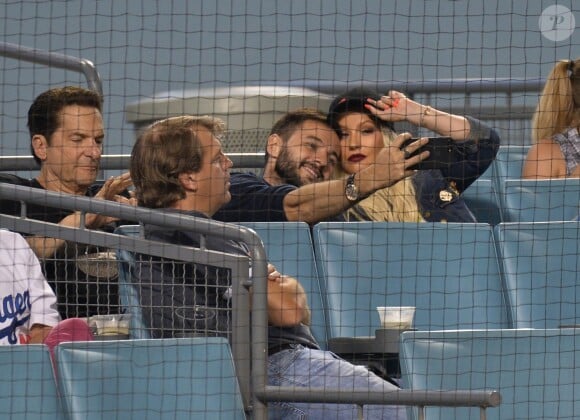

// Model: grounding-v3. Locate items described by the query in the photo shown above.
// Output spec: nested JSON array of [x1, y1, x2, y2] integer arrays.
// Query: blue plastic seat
[[500, 178, 580, 222], [114, 225, 151, 339], [240, 221, 328, 348], [492, 145, 530, 182], [312, 222, 509, 339], [55, 337, 246, 420], [494, 221, 580, 328], [461, 178, 501, 225], [400, 329, 580, 420], [0, 345, 64, 420]]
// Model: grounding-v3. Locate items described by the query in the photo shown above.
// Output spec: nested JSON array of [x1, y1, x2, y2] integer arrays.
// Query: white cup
[[376, 306, 416, 330]]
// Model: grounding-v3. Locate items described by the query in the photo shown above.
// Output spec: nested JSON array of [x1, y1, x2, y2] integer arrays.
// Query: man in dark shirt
[[0, 86, 133, 318], [130, 115, 405, 420], [214, 108, 428, 223]]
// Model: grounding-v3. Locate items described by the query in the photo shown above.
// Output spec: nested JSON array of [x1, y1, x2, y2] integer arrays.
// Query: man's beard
[[274, 146, 306, 187]]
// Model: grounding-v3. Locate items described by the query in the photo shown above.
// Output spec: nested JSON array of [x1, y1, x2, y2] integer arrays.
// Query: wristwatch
[[345, 173, 359, 202]]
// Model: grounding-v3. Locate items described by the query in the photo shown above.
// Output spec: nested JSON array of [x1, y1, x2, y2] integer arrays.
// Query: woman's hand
[[367, 90, 471, 140], [365, 90, 421, 123], [358, 132, 430, 190]]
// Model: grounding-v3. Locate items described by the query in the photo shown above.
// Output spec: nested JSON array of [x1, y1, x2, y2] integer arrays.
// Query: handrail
[[255, 388, 501, 420], [0, 41, 103, 95], [0, 153, 265, 172], [294, 77, 545, 96]]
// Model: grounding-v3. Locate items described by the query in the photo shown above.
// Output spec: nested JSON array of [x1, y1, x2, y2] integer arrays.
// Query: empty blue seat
[[400, 329, 580, 420], [55, 337, 246, 420], [240, 221, 328, 348], [492, 145, 530, 185], [500, 178, 580, 222], [461, 178, 501, 225], [494, 221, 580, 328], [0, 345, 64, 420], [312, 222, 509, 339], [114, 225, 151, 339]]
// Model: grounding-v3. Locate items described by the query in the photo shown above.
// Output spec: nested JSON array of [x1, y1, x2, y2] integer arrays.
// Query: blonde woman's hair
[[337, 128, 424, 222], [532, 58, 580, 143]]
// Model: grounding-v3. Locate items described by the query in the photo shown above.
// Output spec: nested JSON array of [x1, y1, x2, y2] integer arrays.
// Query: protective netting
[[1, 1, 580, 419]]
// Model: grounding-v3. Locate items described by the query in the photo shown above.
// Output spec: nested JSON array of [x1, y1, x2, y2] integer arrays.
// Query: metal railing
[[0, 41, 103, 95], [0, 153, 265, 172]]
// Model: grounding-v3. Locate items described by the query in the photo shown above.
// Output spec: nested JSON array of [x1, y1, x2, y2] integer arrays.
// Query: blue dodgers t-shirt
[[214, 172, 296, 223]]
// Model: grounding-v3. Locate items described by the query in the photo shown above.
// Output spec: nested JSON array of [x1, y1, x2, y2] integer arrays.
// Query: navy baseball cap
[[327, 87, 395, 133]]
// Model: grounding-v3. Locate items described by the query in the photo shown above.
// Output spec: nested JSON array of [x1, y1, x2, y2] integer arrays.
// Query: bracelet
[[419, 105, 433, 127]]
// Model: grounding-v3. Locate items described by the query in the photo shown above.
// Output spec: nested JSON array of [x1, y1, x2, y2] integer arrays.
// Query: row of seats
[[113, 220, 580, 420], [251, 220, 580, 420], [315, 221, 580, 339], [117, 220, 580, 350], [2, 338, 246, 420], [463, 145, 580, 224]]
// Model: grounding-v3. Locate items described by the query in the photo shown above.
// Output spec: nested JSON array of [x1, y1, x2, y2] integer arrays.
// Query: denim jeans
[[267, 344, 407, 420]]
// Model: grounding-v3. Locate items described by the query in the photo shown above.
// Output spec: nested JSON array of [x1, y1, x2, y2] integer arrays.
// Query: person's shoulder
[[230, 171, 296, 192], [145, 209, 206, 241], [0, 173, 35, 186], [230, 171, 262, 183], [522, 140, 566, 178], [0, 229, 28, 250], [527, 139, 563, 160]]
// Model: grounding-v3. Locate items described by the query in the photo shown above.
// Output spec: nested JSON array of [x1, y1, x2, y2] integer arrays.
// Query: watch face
[[345, 177, 359, 201]]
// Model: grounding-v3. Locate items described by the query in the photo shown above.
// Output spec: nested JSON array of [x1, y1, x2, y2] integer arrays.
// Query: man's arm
[[28, 324, 53, 344], [283, 134, 429, 223], [17, 231, 61, 335], [26, 173, 135, 258]]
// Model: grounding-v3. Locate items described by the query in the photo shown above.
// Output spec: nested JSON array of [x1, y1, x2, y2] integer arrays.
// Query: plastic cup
[[90, 313, 131, 336], [173, 306, 217, 338], [174, 306, 216, 324], [376, 306, 416, 330]]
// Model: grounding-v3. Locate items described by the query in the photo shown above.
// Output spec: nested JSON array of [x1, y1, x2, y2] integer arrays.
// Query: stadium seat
[[114, 225, 151, 339], [0, 345, 64, 420], [55, 337, 246, 420], [494, 221, 580, 328], [500, 178, 580, 222], [492, 144, 530, 186], [312, 222, 510, 339], [240, 221, 328, 348], [461, 178, 501, 225], [400, 329, 580, 420]]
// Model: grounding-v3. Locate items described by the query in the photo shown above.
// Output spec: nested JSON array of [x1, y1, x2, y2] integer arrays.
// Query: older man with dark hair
[[0, 86, 133, 319]]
